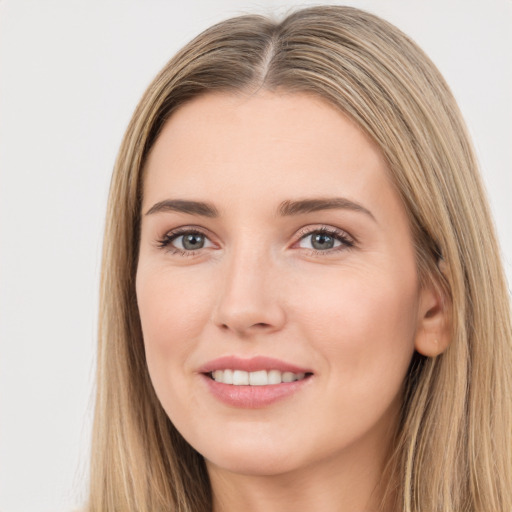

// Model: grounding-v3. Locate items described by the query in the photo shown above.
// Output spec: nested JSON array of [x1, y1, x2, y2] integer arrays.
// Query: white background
[[0, 1, 510, 511]]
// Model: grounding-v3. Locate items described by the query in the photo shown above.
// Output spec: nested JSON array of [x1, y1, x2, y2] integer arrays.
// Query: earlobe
[[415, 333, 449, 358], [414, 273, 451, 357]]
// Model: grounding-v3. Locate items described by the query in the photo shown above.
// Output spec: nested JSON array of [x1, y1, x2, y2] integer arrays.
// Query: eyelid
[[294, 224, 355, 248], [159, 225, 214, 241], [156, 225, 216, 254], [295, 224, 354, 239], [155, 224, 355, 256]]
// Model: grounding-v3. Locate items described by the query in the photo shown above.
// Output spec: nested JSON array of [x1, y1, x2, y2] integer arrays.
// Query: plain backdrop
[[0, 1, 510, 511]]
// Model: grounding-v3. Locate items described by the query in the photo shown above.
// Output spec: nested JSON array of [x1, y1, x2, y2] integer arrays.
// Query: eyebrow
[[145, 197, 376, 221], [145, 199, 219, 217], [278, 197, 376, 221]]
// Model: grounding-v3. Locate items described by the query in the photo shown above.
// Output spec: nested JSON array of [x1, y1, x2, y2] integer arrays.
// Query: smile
[[200, 356, 313, 408], [210, 369, 308, 385]]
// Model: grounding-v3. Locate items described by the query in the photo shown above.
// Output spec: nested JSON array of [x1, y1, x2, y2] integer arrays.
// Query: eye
[[174, 232, 209, 251], [296, 226, 354, 253], [157, 228, 214, 255]]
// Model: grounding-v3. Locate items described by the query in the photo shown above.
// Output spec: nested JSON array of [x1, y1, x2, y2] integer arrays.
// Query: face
[[136, 91, 430, 479]]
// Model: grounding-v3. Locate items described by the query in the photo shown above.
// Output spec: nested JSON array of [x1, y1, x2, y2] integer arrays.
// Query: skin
[[136, 90, 448, 512]]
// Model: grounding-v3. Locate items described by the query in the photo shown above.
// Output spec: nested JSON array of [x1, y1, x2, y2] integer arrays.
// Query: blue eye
[[175, 233, 207, 250], [158, 229, 214, 254], [157, 225, 354, 257], [297, 227, 354, 253]]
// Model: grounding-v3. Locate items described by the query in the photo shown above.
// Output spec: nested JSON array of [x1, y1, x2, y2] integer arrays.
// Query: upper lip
[[198, 356, 312, 374]]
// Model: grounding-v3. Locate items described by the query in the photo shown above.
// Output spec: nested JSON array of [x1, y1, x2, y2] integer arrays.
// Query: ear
[[414, 261, 451, 357]]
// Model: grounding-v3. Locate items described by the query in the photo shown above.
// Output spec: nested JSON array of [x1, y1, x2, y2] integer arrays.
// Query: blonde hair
[[88, 6, 512, 511]]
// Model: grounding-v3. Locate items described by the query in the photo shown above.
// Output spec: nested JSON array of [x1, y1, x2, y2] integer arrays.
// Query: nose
[[211, 243, 286, 337]]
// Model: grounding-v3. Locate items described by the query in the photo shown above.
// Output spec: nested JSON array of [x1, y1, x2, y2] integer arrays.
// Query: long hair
[[88, 6, 512, 511]]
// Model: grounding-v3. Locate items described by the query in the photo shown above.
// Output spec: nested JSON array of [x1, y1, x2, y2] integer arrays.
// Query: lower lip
[[201, 374, 312, 408]]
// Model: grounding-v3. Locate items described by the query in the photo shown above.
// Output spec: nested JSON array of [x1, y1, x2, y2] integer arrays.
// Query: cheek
[[290, 264, 419, 394], [136, 265, 223, 438], [135, 266, 213, 391]]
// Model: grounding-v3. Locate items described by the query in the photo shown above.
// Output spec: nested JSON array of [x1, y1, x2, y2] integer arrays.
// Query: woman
[[88, 5, 512, 511]]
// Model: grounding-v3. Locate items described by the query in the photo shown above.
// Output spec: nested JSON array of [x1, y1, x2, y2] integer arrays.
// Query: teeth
[[232, 370, 249, 385], [223, 369, 233, 384], [268, 369, 281, 384], [282, 371, 295, 383], [249, 370, 268, 386], [210, 369, 307, 385]]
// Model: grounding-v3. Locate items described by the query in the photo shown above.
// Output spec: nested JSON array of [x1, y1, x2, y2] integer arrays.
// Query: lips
[[198, 356, 313, 408], [198, 355, 311, 374]]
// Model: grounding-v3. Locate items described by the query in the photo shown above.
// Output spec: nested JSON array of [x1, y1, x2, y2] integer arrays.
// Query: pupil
[[312, 233, 334, 250], [183, 234, 204, 250]]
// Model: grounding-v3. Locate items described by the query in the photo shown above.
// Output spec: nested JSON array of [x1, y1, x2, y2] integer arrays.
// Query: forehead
[[142, 90, 398, 218]]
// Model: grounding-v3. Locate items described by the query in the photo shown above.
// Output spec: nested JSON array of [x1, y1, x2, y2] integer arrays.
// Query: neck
[[207, 437, 397, 512]]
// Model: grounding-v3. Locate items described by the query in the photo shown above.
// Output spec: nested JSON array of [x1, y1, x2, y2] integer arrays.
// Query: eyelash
[[296, 226, 355, 255], [156, 225, 355, 258], [156, 228, 212, 257]]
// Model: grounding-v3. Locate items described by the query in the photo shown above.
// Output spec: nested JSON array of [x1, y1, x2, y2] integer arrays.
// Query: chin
[[204, 447, 301, 477], [186, 425, 307, 477]]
